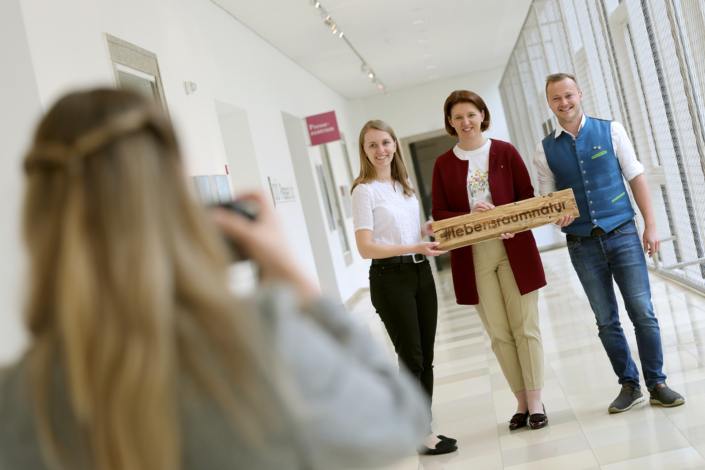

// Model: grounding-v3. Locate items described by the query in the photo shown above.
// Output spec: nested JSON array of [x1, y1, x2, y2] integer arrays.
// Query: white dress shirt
[[533, 114, 644, 195], [351, 180, 423, 256]]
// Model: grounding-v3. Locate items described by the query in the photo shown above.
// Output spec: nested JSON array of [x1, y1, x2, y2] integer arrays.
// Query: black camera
[[216, 199, 258, 221], [213, 199, 258, 260]]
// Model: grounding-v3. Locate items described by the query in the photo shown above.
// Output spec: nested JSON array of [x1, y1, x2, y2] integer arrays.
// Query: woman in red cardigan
[[432, 90, 548, 430]]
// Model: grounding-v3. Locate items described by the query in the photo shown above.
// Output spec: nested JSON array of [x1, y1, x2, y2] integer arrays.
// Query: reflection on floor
[[352, 247, 705, 470]]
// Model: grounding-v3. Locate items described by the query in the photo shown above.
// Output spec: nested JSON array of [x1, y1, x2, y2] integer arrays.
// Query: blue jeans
[[567, 219, 666, 390]]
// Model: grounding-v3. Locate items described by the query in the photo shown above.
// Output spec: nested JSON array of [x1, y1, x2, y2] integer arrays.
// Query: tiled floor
[[352, 247, 705, 470]]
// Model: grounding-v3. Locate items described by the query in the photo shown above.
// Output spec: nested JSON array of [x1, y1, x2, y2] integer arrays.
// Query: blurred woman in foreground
[[0, 89, 428, 470]]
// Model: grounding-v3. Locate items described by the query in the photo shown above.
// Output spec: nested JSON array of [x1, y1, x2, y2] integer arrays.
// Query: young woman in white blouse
[[351, 120, 456, 456]]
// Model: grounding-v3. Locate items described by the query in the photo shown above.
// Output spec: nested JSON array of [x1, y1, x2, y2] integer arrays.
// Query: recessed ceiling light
[[368, 72, 374, 79], [413, 19, 427, 25], [378, 84, 384, 89], [339, 31, 344, 38]]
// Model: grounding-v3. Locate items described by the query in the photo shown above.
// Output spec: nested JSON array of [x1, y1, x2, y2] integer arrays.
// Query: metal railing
[[500, 0, 705, 293]]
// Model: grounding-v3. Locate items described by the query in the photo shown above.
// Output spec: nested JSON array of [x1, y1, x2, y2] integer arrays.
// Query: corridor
[[353, 247, 705, 470]]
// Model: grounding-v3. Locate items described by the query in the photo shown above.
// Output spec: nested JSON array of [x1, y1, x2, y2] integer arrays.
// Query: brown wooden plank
[[432, 189, 579, 250]]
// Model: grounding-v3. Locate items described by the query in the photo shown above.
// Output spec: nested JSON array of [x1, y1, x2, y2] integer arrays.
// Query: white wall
[[360, 66, 511, 143], [214, 101, 263, 194], [0, 0, 42, 364]]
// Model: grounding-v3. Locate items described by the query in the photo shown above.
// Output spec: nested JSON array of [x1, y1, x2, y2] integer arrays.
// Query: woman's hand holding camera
[[211, 192, 320, 302]]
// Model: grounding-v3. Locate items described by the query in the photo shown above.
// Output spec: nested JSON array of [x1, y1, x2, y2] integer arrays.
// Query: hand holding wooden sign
[[431, 189, 579, 250]]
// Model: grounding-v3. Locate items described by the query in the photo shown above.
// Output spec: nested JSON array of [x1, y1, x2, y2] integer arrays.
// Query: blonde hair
[[351, 120, 414, 197], [23, 89, 276, 470]]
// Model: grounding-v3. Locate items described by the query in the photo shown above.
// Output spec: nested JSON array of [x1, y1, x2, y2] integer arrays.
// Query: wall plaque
[[305, 111, 341, 146]]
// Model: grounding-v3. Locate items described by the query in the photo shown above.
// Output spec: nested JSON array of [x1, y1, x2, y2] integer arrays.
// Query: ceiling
[[213, 0, 533, 100]]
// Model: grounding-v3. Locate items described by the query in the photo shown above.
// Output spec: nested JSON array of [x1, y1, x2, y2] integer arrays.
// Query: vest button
[[592, 210, 595, 214], [580, 160, 584, 164], [583, 171, 586, 174], [590, 201, 593, 204], [585, 180, 588, 183], [588, 190, 591, 193], [594, 219, 597, 222]]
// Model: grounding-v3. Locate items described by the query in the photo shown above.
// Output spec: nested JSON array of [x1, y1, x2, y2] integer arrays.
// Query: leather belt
[[371, 254, 427, 265], [566, 221, 630, 241]]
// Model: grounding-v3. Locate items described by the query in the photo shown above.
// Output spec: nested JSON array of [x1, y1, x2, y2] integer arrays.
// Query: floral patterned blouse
[[452, 139, 493, 211]]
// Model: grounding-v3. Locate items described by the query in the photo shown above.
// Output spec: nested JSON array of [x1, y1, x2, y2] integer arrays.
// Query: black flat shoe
[[509, 411, 529, 430], [529, 405, 548, 429], [438, 434, 457, 445], [417, 439, 458, 455]]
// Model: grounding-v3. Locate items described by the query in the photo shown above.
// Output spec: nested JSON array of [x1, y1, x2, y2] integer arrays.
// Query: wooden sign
[[432, 189, 579, 250]]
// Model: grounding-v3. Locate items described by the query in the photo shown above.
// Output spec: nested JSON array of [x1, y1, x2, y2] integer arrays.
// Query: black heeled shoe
[[438, 434, 457, 445], [417, 438, 458, 455], [529, 405, 548, 429], [509, 411, 529, 430]]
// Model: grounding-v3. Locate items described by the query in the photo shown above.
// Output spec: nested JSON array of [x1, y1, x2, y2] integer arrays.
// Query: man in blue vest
[[533, 73, 684, 413]]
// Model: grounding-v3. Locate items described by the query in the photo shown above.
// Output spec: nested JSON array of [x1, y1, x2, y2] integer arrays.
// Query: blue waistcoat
[[542, 116, 634, 236]]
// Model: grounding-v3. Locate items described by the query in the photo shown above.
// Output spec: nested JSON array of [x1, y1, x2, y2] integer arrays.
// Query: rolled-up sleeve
[[532, 142, 557, 195], [611, 122, 644, 181]]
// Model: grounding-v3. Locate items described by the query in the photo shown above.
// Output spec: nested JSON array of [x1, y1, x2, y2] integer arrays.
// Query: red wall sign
[[305, 111, 341, 146]]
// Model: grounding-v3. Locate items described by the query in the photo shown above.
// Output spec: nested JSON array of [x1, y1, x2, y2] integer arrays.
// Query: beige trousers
[[472, 239, 543, 392]]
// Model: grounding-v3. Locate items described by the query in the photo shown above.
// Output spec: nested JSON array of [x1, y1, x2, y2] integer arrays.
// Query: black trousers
[[369, 260, 438, 433]]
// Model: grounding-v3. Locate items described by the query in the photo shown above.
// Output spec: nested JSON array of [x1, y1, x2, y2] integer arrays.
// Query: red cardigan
[[431, 139, 546, 305]]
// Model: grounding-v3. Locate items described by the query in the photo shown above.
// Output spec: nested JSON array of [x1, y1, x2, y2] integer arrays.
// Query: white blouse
[[351, 180, 422, 256]]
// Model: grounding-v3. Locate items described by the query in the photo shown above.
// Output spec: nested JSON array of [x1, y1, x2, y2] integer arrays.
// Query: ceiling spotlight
[[326, 14, 331, 20], [332, 29, 337, 34], [331, 23, 336, 30], [378, 84, 384, 89], [315, 1, 320, 8], [339, 31, 344, 38], [385, 92, 390, 97], [368, 72, 374, 79]]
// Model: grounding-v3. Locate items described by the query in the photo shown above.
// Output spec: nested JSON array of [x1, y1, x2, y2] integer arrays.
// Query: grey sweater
[[0, 289, 429, 470]]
